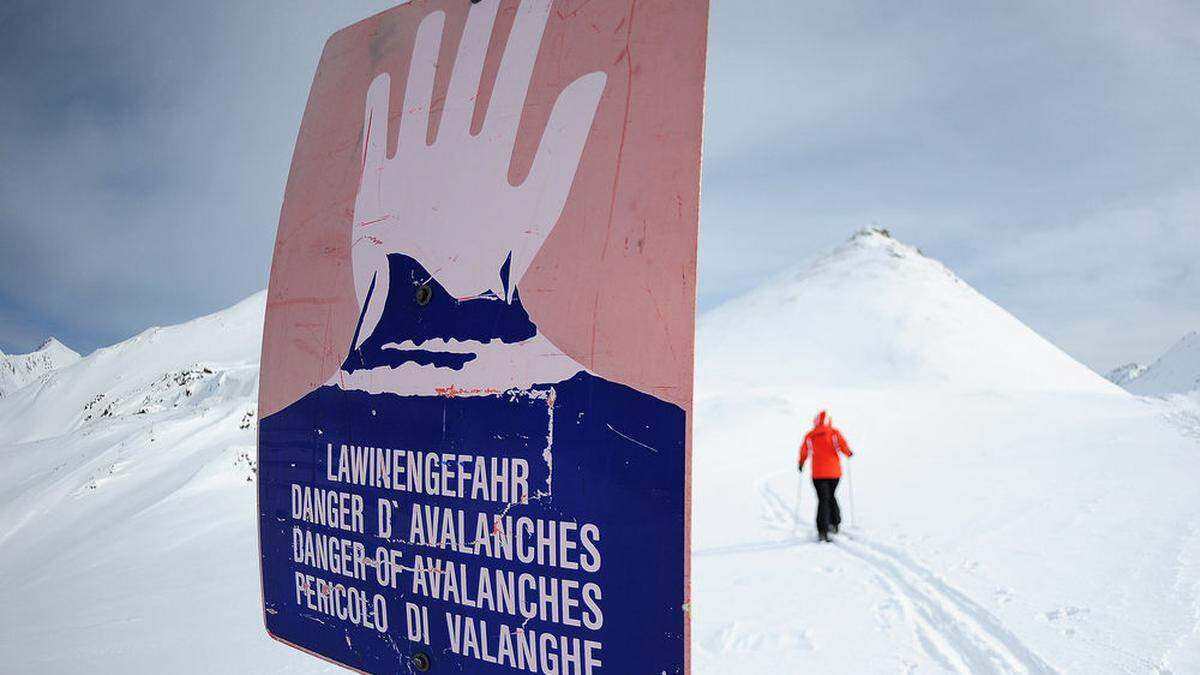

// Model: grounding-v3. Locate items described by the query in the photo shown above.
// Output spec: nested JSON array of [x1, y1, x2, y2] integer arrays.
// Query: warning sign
[[257, 0, 707, 672]]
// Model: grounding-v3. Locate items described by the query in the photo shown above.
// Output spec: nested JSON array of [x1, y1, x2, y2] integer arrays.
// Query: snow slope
[[1126, 332, 1200, 396], [0, 337, 80, 398], [1, 229, 1198, 673], [0, 292, 326, 672], [692, 229, 1200, 673], [700, 229, 1119, 397]]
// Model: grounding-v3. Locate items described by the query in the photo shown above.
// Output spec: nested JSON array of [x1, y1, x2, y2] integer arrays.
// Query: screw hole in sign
[[415, 284, 433, 306], [413, 651, 432, 671]]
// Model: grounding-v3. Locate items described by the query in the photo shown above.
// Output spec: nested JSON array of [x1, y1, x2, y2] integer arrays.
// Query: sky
[[1, 0, 1198, 372]]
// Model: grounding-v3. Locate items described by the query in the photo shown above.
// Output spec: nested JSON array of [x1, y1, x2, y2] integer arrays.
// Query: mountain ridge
[[0, 336, 81, 399], [1126, 330, 1200, 396], [698, 227, 1121, 397], [2, 232, 1197, 673]]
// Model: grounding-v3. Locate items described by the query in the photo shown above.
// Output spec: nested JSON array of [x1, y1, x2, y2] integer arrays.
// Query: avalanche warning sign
[[257, 0, 707, 672]]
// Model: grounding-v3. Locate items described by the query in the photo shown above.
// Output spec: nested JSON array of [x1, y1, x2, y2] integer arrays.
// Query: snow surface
[[2, 230, 1198, 673], [1126, 332, 1200, 396], [0, 292, 310, 671], [692, 229, 1200, 673], [0, 337, 80, 399]]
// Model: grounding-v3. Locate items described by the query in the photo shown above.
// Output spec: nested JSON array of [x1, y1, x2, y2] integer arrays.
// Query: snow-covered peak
[[37, 337, 72, 354], [698, 228, 1119, 396], [847, 225, 904, 247], [826, 226, 918, 262], [0, 336, 81, 399], [0, 291, 265, 444], [1126, 331, 1200, 396], [0, 293, 269, 670]]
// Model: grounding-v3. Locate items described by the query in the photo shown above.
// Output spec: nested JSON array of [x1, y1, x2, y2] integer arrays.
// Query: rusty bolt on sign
[[412, 652, 432, 671]]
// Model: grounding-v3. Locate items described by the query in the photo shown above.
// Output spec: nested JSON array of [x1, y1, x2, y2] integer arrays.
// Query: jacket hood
[[812, 410, 832, 432]]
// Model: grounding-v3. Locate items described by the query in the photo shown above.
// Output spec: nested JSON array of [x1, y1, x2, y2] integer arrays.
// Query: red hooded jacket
[[799, 410, 852, 479]]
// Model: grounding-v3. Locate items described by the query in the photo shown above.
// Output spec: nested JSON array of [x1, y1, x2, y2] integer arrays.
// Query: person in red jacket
[[798, 410, 853, 542]]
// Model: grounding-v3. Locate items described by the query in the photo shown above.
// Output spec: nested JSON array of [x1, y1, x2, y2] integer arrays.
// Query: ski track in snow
[[838, 535, 1057, 674], [755, 477, 1057, 674], [1162, 400, 1200, 443]]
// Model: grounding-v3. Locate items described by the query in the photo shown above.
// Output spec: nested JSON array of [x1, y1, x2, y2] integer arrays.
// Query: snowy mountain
[[692, 228, 1199, 673], [0, 337, 80, 398], [1104, 362, 1147, 387], [2, 229, 1198, 673], [1124, 331, 1200, 396], [0, 292, 324, 672], [699, 229, 1123, 396]]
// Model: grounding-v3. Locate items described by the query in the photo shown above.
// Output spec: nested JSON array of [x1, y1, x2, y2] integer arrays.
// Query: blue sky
[[1, 0, 1198, 370]]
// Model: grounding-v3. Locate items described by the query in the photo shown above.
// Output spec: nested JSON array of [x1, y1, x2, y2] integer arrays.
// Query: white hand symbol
[[351, 0, 606, 351]]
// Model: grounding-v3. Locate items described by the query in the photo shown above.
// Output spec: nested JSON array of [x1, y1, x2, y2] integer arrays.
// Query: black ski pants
[[813, 477, 841, 535]]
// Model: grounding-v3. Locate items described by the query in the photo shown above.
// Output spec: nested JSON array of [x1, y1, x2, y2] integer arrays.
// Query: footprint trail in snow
[[756, 474, 1057, 674]]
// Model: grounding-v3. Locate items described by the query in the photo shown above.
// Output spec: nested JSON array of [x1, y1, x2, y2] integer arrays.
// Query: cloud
[[0, 0, 1197, 372], [960, 190, 1200, 368], [699, 0, 1200, 370], [0, 0, 397, 354]]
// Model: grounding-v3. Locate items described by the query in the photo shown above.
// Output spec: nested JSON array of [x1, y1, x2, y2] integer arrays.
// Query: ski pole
[[795, 473, 803, 532], [845, 457, 857, 529]]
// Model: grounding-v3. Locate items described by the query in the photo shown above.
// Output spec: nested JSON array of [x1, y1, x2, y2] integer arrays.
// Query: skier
[[798, 410, 853, 542]]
